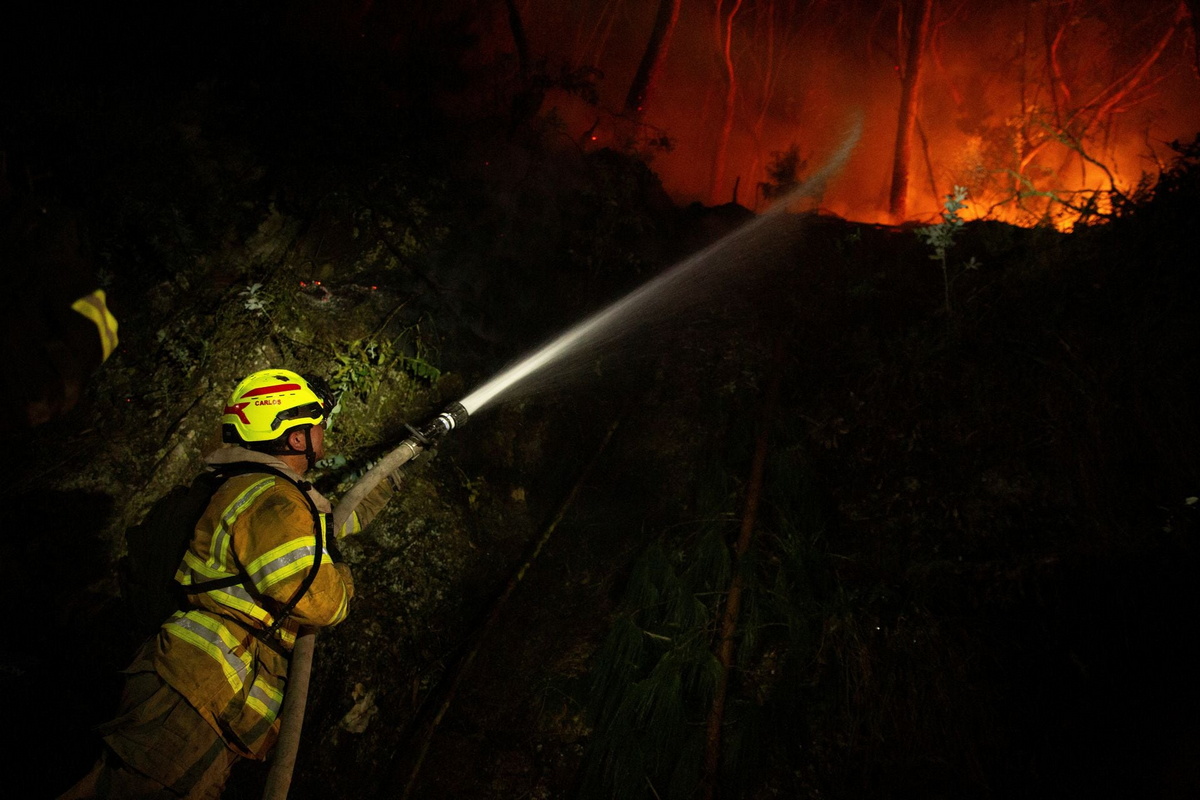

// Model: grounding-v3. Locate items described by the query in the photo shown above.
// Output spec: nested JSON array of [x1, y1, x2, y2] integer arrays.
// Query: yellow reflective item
[[70, 288, 119, 361], [221, 368, 326, 443]]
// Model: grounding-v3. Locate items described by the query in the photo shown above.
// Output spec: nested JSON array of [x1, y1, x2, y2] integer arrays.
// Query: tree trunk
[[700, 337, 784, 800], [623, 0, 682, 118], [1082, 1, 1187, 130], [581, 0, 625, 71], [747, 0, 778, 197], [1184, 0, 1199, 79], [505, 0, 544, 128], [887, 0, 934, 222], [710, 0, 745, 204], [504, 0, 531, 80]]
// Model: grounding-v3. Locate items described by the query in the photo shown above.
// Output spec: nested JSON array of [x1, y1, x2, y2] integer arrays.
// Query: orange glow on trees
[[535, 0, 1197, 228], [711, 0, 746, 202], [316, 0, 1200, 229], [921, 0, 1196, 229], [888, 0, 934, 223]]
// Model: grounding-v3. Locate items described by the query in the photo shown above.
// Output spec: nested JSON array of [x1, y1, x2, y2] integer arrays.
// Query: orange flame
[[510, 0, 1198, 232]]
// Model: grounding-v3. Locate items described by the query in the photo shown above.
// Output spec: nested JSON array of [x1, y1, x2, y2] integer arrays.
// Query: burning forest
[[469, 0, 1200, 228], [3, 2, 1199, 799]]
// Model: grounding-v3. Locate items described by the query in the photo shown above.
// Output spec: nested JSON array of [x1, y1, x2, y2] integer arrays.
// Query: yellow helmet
[[221, 369, 333, 445]]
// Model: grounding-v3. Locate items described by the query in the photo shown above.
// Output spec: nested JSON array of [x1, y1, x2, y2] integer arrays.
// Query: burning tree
[[710, 0, 747, 203], [951, 0, 1194, 226], [624, 0, 683, 119], [888, 0, 935, 222]]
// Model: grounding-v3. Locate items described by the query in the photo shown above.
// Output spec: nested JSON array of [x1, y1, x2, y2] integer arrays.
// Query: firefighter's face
[[286, 424, 326, 468], [309, 423, 327, 461]]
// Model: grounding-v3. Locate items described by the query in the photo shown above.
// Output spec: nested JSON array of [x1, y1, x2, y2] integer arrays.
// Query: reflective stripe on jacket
[[152, 447, 391, 759], [173, 473, 347, 646], [70, 288, 119, 360]]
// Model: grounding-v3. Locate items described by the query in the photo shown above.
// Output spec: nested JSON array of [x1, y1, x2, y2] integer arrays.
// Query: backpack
[[119, 463, 326, 640]]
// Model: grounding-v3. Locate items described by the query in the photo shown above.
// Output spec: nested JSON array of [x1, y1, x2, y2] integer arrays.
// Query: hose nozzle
[[408, 401, 469, 446]]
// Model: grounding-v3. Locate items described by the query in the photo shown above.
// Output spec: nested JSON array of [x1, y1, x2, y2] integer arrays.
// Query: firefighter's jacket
[[151, 445, 394, 759]]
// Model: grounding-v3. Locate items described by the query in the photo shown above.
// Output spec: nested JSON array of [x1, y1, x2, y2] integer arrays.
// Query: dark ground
[[3, 4, 1199, 799]]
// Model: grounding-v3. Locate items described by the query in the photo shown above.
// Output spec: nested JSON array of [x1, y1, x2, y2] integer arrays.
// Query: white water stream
[[458, 117, 862, 418]]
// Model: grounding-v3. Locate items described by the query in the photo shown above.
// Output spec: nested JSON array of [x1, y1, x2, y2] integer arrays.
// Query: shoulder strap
[[185, 462, 326, 640]]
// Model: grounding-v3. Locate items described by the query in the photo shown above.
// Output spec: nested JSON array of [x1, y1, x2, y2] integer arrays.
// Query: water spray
[[338, 114, 862, 522], [457, 112, 862, 417]]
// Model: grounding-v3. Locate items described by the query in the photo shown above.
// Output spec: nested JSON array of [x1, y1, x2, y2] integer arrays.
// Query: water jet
[[458, 114, 862, 418]]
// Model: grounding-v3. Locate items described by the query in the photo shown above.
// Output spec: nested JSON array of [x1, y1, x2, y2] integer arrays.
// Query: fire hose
[[262, 402, 469, 800]]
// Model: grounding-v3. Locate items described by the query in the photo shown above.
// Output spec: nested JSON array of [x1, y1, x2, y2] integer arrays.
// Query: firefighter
[[1, 159, 119, 433], [59, 369, 397, 799]]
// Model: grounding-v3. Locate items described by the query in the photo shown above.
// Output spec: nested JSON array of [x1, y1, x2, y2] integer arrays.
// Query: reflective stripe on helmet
[[223, 402, 251, 425], [243, 383, 301, 397]]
